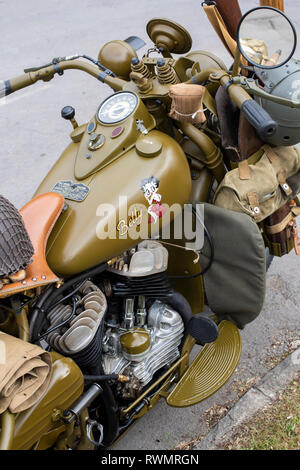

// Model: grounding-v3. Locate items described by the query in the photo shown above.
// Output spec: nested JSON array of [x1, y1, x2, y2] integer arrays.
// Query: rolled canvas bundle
[[0, 332, 52, 413], [168, 83, 207, 125]]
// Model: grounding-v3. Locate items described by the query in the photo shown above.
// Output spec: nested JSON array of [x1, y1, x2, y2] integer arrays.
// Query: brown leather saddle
[[0, 192, 64, 298]]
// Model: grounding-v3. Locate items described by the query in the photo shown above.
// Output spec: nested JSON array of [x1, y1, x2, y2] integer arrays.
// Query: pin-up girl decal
[[141, 176, 166, 223]]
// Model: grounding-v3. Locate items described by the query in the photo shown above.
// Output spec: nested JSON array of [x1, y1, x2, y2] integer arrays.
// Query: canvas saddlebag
[[214, 144, 300, 255], [214, 144, 300, 221]]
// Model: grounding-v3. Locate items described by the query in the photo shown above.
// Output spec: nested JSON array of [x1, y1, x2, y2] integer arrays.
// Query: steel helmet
[[254, 58, 300, 146]]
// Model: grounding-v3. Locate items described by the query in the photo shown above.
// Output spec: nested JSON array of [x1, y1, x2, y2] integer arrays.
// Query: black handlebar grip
[[0, 80, 12, 99], [241, 99, 278, 140]]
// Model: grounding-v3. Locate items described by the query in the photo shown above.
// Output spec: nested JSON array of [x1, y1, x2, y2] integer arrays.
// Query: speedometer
[[97, 92, 138, 124]]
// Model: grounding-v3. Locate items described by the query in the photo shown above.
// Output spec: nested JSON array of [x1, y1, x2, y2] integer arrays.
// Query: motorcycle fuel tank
[[34, 94, 192, 277]]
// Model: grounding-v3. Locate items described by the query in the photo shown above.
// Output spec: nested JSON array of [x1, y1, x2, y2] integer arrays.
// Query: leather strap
[[289, 199, 300, 216], [263, 144, 280, 164], [238, 160, 251, 180], [263, 145, 293, 196], [247, 191, 261, 220], [288, 218, 300, 255], [231, 147, 264, 169], [277, 170, 292, 196], [203, 4, 237, 57], [292, 206, 300, 216], [265, 211, 293, 235]]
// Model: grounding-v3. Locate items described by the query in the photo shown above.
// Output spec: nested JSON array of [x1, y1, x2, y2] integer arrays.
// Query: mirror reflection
[[237, 7, 296, 68]]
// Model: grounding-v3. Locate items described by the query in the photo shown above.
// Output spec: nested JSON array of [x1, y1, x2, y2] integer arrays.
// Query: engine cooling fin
[[105, 272, 173, 299], [45, 280, 107, 369], [69, 321, 105, 369]]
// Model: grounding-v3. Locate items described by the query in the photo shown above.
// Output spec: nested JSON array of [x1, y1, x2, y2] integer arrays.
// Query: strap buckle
[[288, 219, 300, 255]]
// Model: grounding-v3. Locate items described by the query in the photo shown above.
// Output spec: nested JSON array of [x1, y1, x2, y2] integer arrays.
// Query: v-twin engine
[[43, 240, 185, 399], [102, 300, 184, 389]]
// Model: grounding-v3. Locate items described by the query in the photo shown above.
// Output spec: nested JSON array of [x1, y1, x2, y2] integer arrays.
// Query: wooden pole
[[259, 0, 284, 12], [213, 0, 242, 39]]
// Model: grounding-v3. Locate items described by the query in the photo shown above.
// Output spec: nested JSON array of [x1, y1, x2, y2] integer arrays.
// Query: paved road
[[0, 0, 299, 450]]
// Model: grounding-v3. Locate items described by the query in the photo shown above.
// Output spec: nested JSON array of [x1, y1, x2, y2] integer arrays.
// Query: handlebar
[[240, 99, 277, 139], [0, 80, 10, 98], [0, 60, 127, 99], [2, 59, 278, 142], [189, 68, 278, 139]]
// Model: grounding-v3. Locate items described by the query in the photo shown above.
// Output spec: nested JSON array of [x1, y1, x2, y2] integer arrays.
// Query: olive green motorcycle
[[0, 3, 299, 450]]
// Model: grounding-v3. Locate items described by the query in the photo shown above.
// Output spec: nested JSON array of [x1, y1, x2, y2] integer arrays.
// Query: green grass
[[220, 374, 300, 450]]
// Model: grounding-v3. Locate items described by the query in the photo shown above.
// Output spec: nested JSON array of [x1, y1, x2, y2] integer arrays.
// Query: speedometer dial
[[97, 92, 138, 124]]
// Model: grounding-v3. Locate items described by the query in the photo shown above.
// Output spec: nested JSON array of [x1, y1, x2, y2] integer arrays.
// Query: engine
[[102, 299, 184, 399], [44, 241, 184, 400]]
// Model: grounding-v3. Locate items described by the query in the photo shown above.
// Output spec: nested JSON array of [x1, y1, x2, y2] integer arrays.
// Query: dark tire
[[266, 247, 273, 271]]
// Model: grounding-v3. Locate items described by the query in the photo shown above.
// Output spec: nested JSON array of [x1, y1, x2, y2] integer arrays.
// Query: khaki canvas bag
[[214, 145, 300, 223]]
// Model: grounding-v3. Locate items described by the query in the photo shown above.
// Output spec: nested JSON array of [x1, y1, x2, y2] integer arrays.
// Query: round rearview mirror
[[237, 6, 297, 69]]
